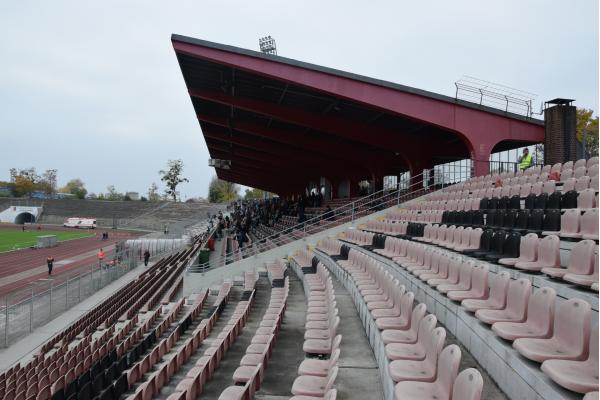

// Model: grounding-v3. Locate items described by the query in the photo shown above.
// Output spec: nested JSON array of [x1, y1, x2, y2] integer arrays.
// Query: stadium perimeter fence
[[0, 240, 185, 348]]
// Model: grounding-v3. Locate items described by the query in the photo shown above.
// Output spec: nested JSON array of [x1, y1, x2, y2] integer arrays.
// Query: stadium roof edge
[[171, 33, 544, 127]]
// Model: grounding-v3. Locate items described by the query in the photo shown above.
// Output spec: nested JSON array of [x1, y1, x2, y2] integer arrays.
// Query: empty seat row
[[219, 277, 290, 400], [356, 239, 598, 395], [165, 282, 254, 400], [290, 262, 340, 399], [335, 248, 483, 400]]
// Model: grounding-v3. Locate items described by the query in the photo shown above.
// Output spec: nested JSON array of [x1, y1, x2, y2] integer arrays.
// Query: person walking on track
[[47, 256, 54, 275]]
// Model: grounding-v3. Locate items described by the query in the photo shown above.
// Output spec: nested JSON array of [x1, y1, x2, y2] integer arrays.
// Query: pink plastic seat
[[574, 166, 588, 179], [475, 278, 531, 324], [577, 177, 592, 192], [447, 264, 489, 302], [542, 239, 596, 279], [563, 251, 599, 287], [420, 256, 449, 282], [392, 345, 462, 400], [578, 188, 596, 209], [291, 366, 338, 397], [499, 233, 538, 266], [375, 292, 415, 330], [462, 271, 510, 312], [541, 326, 598, 394], [381, 303, 427, 344], [492, 287, 556, 341], [437, 261, 473, 294], [543, 209, 581, 238], [298, 348, 340, 377], [428, 258, 461, 287], [580, 210, 599, 240], [451, 369, 484, 400], [562, 177, 576, 192], [513, 298, 591, 363], [385, 323, 444, 361], [515, 235, 560, 272], [389, 337, 454, 384]]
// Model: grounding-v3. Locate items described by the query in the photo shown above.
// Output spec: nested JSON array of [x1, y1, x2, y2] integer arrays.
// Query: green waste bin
[[199, 248, 210, 264]]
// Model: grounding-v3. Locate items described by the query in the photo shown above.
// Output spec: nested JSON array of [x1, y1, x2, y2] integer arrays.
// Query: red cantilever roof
[[172, 34, 544, 195]]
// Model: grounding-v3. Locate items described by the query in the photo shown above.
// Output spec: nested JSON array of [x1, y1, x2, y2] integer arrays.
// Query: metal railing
[[187, 169, 473, 273], [0, 241, 185, 347]]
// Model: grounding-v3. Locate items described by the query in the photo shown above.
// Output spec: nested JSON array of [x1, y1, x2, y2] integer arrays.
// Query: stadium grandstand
[[0, 34, 597, 400]]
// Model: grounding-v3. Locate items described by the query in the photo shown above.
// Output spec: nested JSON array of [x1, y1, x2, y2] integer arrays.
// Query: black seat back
[[542, 209, 561, 232], [527, 209, 545, 232], [547, 191, 561, 209], [502, 231, 521, 258], [524, 193, 536, 210], [514, 209, 530, 230], [489, 231, 506, 254], [534, 193, 548, 209], [508, 195, 521, 210], [503, 209, 517, 230], [560, 190, 578, 209]]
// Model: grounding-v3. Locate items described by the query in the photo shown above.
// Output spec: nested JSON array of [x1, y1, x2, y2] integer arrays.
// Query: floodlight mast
[[259, 36, 277, 55]]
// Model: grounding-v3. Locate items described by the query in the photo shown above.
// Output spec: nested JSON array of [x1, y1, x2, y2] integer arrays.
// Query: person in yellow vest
[[519, 148, 533, 171]]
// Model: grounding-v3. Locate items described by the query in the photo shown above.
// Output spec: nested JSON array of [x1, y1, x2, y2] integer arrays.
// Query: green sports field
[[0, 228, 94, 252]]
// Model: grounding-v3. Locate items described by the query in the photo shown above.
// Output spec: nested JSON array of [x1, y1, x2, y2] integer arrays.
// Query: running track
[[0, 225, 138, 297]]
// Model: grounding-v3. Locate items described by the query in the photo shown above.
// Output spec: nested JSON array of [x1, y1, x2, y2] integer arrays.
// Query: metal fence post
[[49, 280, 53, 318], [78, 273, 81, 302], [351, 202, 355, 223], [30, 286, 34, 332], [5, 296, 8, 347], [65, 278, 69, 308], [90, 264, 94, 292]]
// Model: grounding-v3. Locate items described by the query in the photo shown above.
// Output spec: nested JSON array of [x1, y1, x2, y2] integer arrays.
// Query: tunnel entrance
[[14, 212, 36, 224]]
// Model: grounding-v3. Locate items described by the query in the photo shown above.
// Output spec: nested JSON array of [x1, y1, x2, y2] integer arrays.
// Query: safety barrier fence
[[0, 240, 186, 347], [187, 168, 474, 273]]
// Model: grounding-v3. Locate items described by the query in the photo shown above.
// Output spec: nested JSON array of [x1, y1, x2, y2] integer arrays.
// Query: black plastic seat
[[463, 211, 474, 226], [78, 382, 92, 400], [512, 209, 530, 233], [547, 191, 561, 209], [113, 374, 129, 399], [508, 195, 521, 210], [51, 388, 65, 400], [501, 209, 517, 231], [487, 231, 521, 263], [524, 193, 536, 210], [493, 210, 506, 229], [534, 193, 548, 210], [464, 229, 494, 257], [525, 209, 544, 234], [488, 197, 499, 210], [477, 230, 506, 259], [498, 196, 509, 210], [470, 210, 484, 228], [542, 209, 561, 233], [560, 190, 578, 209], [456, 211, 466, 225], [441, 211, 450, 224], [479, 197, 490, 210], [485, 210, 496, 228]]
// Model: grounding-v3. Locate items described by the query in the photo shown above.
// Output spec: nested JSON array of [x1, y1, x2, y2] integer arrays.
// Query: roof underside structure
[[172, 34, 545, 196]]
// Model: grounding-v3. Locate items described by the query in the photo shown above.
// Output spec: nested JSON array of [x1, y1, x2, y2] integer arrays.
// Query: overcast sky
[[0, 1, 597, 199]]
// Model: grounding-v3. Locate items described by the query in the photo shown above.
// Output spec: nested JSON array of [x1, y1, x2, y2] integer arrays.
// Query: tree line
[[1, 159, 192, 202]]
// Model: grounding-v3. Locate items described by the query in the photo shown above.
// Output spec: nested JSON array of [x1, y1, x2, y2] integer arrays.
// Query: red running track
[[0, 225, 138, 297]]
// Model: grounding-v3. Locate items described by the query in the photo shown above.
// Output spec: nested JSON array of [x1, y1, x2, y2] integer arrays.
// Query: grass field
[[0, 228, 94, 252]]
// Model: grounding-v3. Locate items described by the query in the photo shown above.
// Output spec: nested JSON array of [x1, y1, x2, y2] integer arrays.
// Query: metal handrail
[[188, 168, 473, 273]]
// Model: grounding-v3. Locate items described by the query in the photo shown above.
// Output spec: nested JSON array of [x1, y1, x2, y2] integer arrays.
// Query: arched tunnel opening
[[14, 212, 36, 225]]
